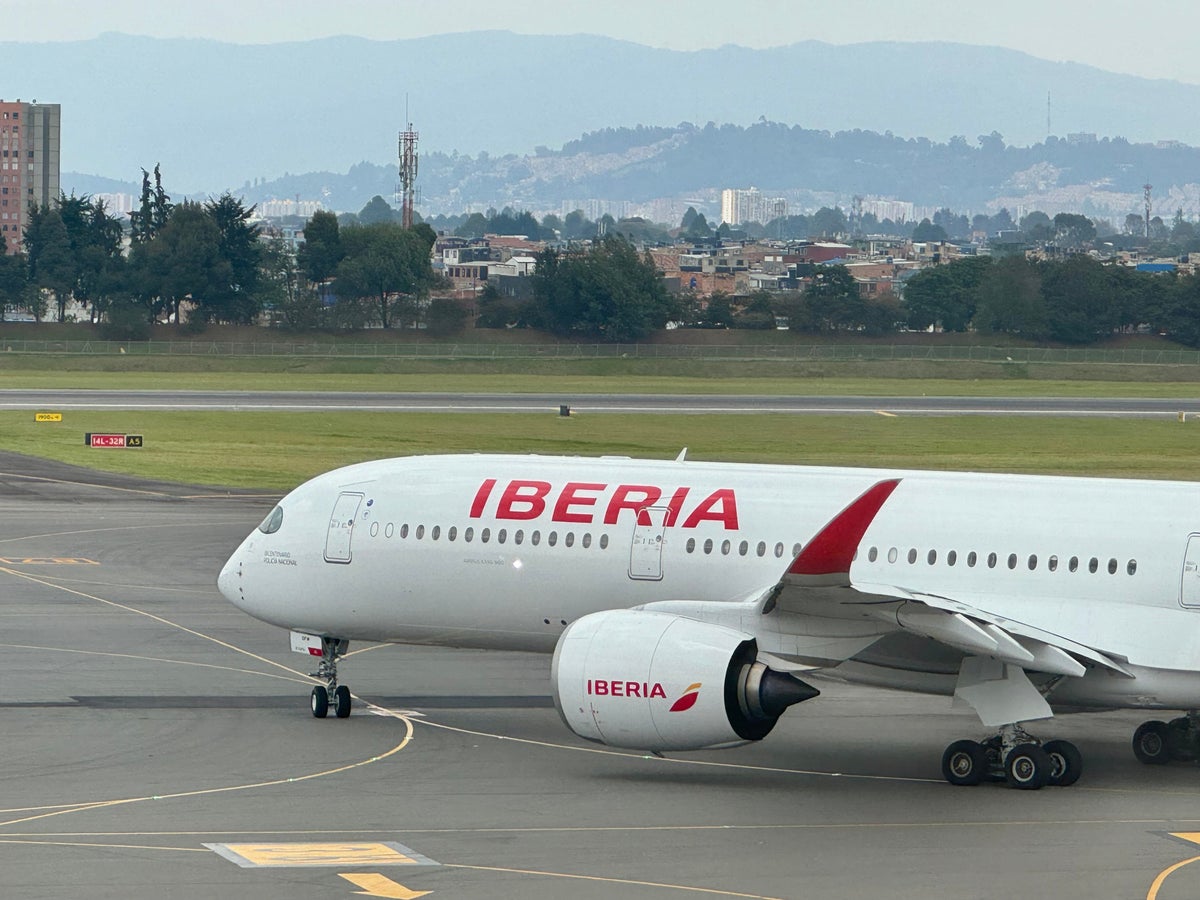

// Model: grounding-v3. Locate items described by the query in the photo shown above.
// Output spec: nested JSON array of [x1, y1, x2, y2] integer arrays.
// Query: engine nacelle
[[551, 609, 819, 751]]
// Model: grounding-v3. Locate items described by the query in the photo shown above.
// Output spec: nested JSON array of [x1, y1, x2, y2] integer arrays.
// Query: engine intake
[[552, 609, 818, 751]]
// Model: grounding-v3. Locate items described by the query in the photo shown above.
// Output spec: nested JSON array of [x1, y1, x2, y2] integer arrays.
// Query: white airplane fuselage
[[219, 453, 1200, 713]]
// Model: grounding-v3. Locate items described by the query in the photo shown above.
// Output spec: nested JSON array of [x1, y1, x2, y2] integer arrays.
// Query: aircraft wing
[[769, 478, 1133, 680]]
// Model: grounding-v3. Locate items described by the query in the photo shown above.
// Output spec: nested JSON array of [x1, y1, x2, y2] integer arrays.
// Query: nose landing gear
[[309, 637, 352, 719]]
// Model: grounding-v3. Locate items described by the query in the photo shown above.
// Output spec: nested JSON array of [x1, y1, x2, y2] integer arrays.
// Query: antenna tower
[[1144, 183, 1153, 238], [399, 117, 419, 229]]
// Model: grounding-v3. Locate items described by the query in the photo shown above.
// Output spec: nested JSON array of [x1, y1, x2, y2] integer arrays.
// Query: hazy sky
[[16, 0, 1200, 85]]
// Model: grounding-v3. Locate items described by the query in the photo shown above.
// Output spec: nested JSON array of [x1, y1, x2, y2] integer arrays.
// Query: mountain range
[[15, 31, 1200, 218]]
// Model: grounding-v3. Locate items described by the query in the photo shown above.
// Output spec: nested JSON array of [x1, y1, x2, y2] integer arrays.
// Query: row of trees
[[3, 175, 444, 336], [904, 254, 1200, 345]]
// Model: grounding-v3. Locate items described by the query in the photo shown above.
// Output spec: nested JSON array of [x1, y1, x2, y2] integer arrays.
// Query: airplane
[[217, 451, 1200, 790]]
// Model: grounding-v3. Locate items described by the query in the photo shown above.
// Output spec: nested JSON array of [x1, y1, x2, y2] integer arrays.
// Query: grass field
[[5, 409, 1200, 490]]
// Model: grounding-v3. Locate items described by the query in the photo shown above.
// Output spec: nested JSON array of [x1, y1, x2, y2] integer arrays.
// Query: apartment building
[[0, 100, 60, 254]]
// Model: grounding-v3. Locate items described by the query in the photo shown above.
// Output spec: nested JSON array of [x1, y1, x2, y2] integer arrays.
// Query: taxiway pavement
[[3, 452, 1199, 900], [2, 388, 1200, 416]]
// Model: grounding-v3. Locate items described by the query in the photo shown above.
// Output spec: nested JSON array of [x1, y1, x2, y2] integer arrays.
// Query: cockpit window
[[258, 506, 284, 534]]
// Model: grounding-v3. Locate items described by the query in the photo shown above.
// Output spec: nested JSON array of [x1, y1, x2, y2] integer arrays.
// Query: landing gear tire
[[1133, 720, 1171, 765], [311, 685, 329, 719], [1004, 743, 1051, 790], [334, 685, 352, 719], [942, 740, 988, 786], [1043, 739, 1083, 787]]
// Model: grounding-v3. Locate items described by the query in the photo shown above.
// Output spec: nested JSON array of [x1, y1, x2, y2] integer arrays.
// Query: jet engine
[[551, 609, 819, 751]]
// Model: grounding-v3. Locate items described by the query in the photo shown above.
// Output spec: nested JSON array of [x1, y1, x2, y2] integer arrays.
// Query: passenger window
[[582, 533, 591, 548], [868, 546, 879, 562], [1048, 555, 1057, 572], [947, 550, 957, 566], [774, 542, 784, 559], [1088, 557, 1098, 574], [1069, 556, 1078, 572], [1127, 559, 1137, 575], [370, 522, 379, 537], [721, 539, 731, 556], [497, 529, 506, 544], [792, 543, 802, 557], [514, 529, 523, 545], [565, 532, 575, 547], [739, 540, 748, 556], [599, 534, 609, 549], [481, 528, 490, 543], [907, 548, 917, 564], [432, 526, 441, 541], [1028, 554, 1037, 570], [756, 542, 766, 557], [385, 523, 394, 538], [704, 538, 713, 555], [1107, 558, 1117, 575], [987, 552, 997, 569], [547, 532, 557, 547], [416, 525, 425, 539], [448, 526, 457, 541], [686, 537, 696, 553], [887, 547, 898, 563], [464, 527, 474, 543], [927, 549, 937, 565], [967, 551, 977, 567], [1007, 553, 1017, 570], [531, 531, 541, 546], [400, 524, 409, 539]]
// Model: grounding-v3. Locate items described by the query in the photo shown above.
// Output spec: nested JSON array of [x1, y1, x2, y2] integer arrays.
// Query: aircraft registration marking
[[0, 557, 99, 565], [204, 841, 439, 868]]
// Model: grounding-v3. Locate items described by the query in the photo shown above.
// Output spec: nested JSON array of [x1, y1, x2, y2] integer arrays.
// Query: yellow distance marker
[[34, 412, 62, 422]]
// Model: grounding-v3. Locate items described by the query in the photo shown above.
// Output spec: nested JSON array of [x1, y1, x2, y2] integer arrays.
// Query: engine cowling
[[551, 609, 819, 751]]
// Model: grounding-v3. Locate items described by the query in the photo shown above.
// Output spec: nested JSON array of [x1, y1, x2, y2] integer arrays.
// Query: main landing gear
[[309, 636, 352, 719], [941, 725, 1082, 790], [1133, 711, 1200, 765]]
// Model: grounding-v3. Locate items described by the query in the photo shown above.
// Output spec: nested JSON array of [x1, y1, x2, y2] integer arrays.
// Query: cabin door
[[629, 506, 669, 581], [325, 492, 364, 564], [1181, 534, 1200, 607]]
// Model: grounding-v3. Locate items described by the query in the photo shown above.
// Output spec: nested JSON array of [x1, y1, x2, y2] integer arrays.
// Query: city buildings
[[0, 100, 59, 255]]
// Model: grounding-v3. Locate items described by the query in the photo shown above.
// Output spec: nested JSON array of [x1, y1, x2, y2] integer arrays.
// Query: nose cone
[[218, 548, 244, 608]]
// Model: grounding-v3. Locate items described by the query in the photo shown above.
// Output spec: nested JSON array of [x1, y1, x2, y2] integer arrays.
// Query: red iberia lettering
[[496, 480, 551, 520], [586, 679, 669, 699], [553, 482, 606, 523], [681, 488, 739, 530], [664, 487, 690, 526], [469, 479, 497, 518], [604, 485, 662, 525]]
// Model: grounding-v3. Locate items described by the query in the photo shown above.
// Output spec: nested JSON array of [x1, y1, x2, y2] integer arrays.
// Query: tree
[[1020, 211, 1053, 243], [425, 298, 468, 337], [529, 236, 676, 341], [335, 223, 438, 329], [974, 255, 1045, 338], [912, 218, 948, 242], [1124, 213, 1146, 236], [298, 210, 344, 283], [732, 291, 776, 329], [141, 201, 230, 325], [358, 195, 397, 225], [23, 206, 74, 321], [454, 212, 489, 239], [683, 212, 712, 240], [903, 256, 992, 331], [130, 164, 172, 246], [0, 252, 29, 320], [201, 192, 262, 324], [1052, 213, 1096, 247], [810, 207, 848, 237], [1041, 255, 1119, 343]]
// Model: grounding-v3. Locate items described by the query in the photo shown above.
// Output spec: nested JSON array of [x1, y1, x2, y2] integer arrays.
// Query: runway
[[2, 388, 1200, 416], [4, 452, 1200, 900]]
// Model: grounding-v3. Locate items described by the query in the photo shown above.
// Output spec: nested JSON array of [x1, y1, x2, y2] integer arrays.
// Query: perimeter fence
[[0, 339, 1199, 365]]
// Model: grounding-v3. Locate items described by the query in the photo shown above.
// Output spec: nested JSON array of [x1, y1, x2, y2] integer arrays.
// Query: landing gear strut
[[941, 724, 1082, 789], [309, 637, 352, 719], [1133, 711, 1200, 764]]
